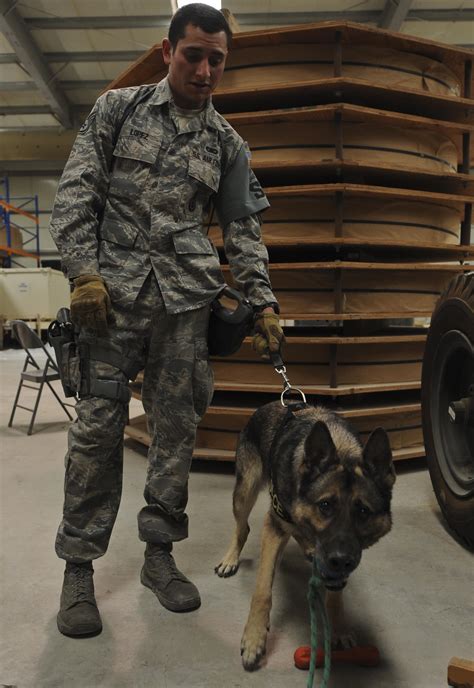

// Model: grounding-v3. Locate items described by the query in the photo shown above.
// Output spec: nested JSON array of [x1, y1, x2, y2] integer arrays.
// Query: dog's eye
[[318, 500, 333, 516], [356, 502, 372, 519]]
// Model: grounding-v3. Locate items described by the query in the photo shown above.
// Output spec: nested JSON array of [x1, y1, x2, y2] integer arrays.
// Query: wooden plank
[[270, 334, 427, 344], [132, 373, 421, 396], [269, 313, 434, 321], [391, 446, 425, 461], [224, 103, 474, 137], [203, 401, 423, 418], [448, 657, 474, 688], [220, 262, 467, 319], [249, 160, 474, 196], [257, 261, 472, 271], [218, 22, 474, 69], [103, 42, 160, 91], [209, 182, 471, 254], [211, 337, 425, 388], [124, 420, 151, 447], [193, 448, 236, 461], [342, 402, 421, 418], [193, 445, 424, 462], [211, 236, 473, 259], [131, 376, 421, 395], [213, 79, 474, 122], [264, 183, 473, 204], [212, 380, 421, 395]]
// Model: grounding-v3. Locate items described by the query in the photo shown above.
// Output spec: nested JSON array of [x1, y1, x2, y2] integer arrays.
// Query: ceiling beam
[[21, 9, 474, 29], [379, 0, 414, 31], [0, 80, 110, 91], [0, 50, 144, 64], [0, 0, 73, 128]]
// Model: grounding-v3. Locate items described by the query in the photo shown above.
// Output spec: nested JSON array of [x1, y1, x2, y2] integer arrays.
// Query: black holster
[[48, 308, 135, 405]]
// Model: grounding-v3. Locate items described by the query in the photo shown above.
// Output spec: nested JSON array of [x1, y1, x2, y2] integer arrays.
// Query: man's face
[[162, 23, 228, 109]]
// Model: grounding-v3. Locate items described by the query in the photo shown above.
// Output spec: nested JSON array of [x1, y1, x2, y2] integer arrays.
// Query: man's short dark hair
[[168, 3, 232, 49]]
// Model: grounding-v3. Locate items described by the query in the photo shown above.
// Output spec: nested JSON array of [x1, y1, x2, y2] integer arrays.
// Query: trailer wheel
[[421, 273, 474, 549]]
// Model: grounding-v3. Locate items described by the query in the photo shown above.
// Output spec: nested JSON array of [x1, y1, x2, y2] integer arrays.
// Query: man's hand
[[70, 274, 111, 335], [252, 308, 285, 358]]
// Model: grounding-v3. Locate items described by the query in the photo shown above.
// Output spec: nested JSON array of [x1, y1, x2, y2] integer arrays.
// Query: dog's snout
[[327, 551, 358, 575]]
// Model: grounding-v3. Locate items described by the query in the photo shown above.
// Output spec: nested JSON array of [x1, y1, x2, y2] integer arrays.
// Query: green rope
[[307, 557, 332, 688]]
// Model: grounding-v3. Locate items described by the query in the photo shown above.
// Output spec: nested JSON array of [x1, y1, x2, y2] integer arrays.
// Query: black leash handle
[[269, 350, 307, 407]]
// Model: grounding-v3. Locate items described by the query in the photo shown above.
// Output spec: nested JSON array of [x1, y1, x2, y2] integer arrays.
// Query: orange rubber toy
[[294, 644, 380, 669]]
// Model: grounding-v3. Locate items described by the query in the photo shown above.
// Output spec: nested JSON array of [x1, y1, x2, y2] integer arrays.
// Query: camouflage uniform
[[50, 77, 277, 562]]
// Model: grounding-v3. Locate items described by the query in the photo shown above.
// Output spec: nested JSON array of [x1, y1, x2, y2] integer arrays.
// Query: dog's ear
[[303, 420, 338, 475], [363, 427, 396, 489]]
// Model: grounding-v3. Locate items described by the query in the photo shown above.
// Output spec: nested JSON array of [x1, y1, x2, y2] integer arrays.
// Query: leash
[[269, 350, 332, 688], [270, 351, 306, 407], [307, 557, 332, 688]]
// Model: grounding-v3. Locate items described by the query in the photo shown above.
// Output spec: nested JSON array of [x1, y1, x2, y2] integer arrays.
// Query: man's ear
[[363, 427, 396, 489], [302, 421, 338, 477], [162, 38, 172, 65]]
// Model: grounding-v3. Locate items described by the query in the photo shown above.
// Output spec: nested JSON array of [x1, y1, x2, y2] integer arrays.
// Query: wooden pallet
[[112, 21, 473, 462]]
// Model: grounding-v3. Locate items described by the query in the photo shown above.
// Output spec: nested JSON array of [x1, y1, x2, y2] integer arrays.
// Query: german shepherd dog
[[215, 400, 396, 671]]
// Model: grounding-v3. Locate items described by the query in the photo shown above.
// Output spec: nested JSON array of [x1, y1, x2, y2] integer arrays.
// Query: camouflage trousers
[[55, 272, 214, 563]]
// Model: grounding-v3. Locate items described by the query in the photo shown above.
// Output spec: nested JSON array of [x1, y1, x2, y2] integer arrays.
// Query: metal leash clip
[[270, 351, 307, 407]]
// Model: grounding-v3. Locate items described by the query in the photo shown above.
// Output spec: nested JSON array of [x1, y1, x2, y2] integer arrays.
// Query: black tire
[[421, 272, 474, 549]]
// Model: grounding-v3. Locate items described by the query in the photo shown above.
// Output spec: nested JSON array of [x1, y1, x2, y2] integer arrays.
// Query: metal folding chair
[[8, 320, 74, 435]]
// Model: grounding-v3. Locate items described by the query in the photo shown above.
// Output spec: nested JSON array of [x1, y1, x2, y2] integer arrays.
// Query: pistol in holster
[[48, 307, 78, 398]]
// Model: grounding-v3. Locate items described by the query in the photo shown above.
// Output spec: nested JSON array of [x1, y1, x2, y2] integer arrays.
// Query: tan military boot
[[57, 562, 102, 637], [140, 543, 201, 612]]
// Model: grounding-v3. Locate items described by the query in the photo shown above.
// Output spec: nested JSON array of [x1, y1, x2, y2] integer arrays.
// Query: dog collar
[[269, 479, 293, 524], [268, 403, 310, 525]]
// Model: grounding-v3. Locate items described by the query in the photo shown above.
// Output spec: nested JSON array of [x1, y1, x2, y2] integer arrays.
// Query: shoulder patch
[[79, 112, 96, 134]]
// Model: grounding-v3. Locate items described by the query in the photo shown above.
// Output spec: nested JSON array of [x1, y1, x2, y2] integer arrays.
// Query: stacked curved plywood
[[117, 22, 474, 462]]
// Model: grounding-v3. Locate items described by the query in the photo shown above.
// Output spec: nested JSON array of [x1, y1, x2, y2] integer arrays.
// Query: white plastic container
[[0, 268, 70, 321]]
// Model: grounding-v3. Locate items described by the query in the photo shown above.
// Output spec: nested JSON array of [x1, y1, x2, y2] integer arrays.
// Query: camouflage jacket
[[50, 77, 277, 313]]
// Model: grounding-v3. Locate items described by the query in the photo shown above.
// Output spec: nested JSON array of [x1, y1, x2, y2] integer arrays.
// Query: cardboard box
[[0, 226, 23, 251]]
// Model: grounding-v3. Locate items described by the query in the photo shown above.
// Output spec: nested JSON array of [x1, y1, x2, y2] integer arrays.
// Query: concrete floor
[[1, 347, 473, 688]]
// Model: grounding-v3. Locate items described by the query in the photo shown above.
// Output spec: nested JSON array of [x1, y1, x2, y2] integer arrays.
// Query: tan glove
[[252, 311, 285, 358], [70, 274, 111, 335]]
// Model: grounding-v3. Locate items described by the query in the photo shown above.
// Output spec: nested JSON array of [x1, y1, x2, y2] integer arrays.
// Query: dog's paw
[[240, 626, 267, 671], [214, 558, 240, 577], [331, 631, 358, 650]]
